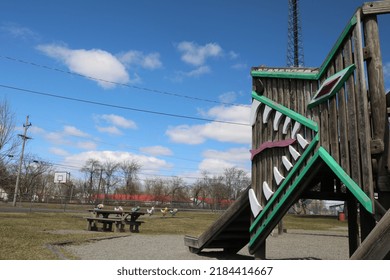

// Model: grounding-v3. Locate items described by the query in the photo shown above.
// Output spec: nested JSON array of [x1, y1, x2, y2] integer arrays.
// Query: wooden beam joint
[[371, 138, 385, 154], [363, 46, 372, 60]]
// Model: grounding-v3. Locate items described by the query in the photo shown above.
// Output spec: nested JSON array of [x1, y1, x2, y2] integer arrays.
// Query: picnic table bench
[[85, 209, 145, 233]]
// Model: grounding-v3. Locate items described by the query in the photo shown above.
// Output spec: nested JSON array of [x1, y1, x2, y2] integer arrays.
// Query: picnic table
[[85, 209, 145, 233]]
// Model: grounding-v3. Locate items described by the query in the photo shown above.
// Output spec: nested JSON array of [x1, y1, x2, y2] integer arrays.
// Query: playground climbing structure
[[185, 1, 390, 259]]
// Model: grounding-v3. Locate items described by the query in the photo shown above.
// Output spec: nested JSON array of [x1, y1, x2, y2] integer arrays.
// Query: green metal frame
[[251, 92, 318, 131]]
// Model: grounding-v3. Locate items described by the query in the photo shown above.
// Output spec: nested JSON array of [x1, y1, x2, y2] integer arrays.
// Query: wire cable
[[0, 55, 248, 107], [0, 83, 250, 126]]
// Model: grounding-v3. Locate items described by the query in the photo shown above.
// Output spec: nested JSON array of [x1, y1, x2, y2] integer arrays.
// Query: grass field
[[0, 204, 347, 260]]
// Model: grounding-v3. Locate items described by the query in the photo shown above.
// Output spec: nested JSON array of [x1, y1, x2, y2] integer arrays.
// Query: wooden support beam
[[362, 1, 390, 15], [351, 208, 390, 259]]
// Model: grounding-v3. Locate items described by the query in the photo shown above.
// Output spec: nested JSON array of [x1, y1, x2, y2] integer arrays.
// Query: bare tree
[[168, 176, 186, 205], [80, 158, 101, 203], [102, 160, 120, 202], [19, 154, 53, 201], [119, 160, 141, 195], [144, 177, 169, 204], [223, 167, 250, 199], [0, 99, 20, 163]]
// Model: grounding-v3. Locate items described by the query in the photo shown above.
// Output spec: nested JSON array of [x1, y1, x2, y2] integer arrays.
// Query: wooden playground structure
[[185, 1, 390, 259]]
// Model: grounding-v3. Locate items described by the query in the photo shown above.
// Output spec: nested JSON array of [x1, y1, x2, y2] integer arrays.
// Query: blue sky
[[0, 0, 389, 183]]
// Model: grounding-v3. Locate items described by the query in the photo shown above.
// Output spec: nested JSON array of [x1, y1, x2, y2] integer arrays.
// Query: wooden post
[[351, 208, 390, 259], [363, 14, 386, 150], [346, 191, 360, 256]]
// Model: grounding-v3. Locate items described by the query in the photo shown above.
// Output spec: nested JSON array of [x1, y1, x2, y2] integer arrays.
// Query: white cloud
[[140, 146, 173, 156], [202, 147, 250, 162], [96, 126, 122, 136], [198, 158, 236, 174], [166, 124, 207, 145], [218, 91, 237, 104], [1, 22, 38, 40], [200, 104, 250, 124], [196, 147, 251, 176], [185, 65, 211, 77], [98, 114, 137, 129], [45, 126, 94, 149], [228, 51, 239, 59], [63, 150, 172, 172], [119, 50, 162, 70], [37, 44, 130, 89], [29, 125, 46, 135], [94, 114, 137, 136], [76, 141, 98, 150], [166, 105, 251, 145], [45, 132, 71, 145], [177, 41, 222, 66], [49, 147, 70, 157], [63, 125, 90, 138]]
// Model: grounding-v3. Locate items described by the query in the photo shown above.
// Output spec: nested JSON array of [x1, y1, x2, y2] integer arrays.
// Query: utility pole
[[12, 115, 32, 207]]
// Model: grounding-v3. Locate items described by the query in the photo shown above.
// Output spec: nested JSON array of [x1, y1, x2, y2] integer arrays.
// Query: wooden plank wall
[[251, 76, 316, 205]]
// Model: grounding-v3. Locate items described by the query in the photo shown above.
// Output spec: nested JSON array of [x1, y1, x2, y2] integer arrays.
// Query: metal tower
[[287, 0, 304, 67]]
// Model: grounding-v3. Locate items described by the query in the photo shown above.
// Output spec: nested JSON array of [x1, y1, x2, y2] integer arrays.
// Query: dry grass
[[0, 204, 345, 260]]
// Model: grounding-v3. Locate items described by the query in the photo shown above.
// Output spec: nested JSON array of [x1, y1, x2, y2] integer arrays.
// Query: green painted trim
[[251, 70, 318, 80], [249, 143, 320, 247], [317, 15, 357, 79], [249, 143, 374, 249], [308, 64, 356, 109], [252, 92, 318, 132], [249, 134, 319, 233], [317, 147, 373, 213]]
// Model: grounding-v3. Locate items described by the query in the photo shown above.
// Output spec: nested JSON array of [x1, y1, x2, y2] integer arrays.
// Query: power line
[[0, 54, 248, 107], [0, 83, 250, 126]]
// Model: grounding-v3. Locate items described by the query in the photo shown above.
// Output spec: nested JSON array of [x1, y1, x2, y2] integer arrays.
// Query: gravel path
[[63, 229, 349, 260]]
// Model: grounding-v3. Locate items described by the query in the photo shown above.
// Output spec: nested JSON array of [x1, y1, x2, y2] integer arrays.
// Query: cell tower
[[287, 0, 304, 67]]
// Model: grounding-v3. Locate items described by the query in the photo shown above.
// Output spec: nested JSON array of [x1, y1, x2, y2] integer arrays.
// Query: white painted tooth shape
[[297, 134, 309, 149], [273, 167, 285, 185], [289, 145, 301, 161], [249, 188, 263, 217], [282, 117, 291, 134], [263, 181, 274, 201], [282, 156, 293, 171], [273, 111, 283, 131], [250, 99, 262, 126], [263, 105, 273, 124], [291, 122, 301, 138]]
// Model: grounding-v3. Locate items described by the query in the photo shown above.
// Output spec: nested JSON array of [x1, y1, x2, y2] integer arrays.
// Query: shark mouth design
[[247, 64, 374, 255], [248, 93, 318, 219]]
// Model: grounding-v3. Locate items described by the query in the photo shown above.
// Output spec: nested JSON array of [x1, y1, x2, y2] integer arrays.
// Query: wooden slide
[[184, 186, 251, 254]]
